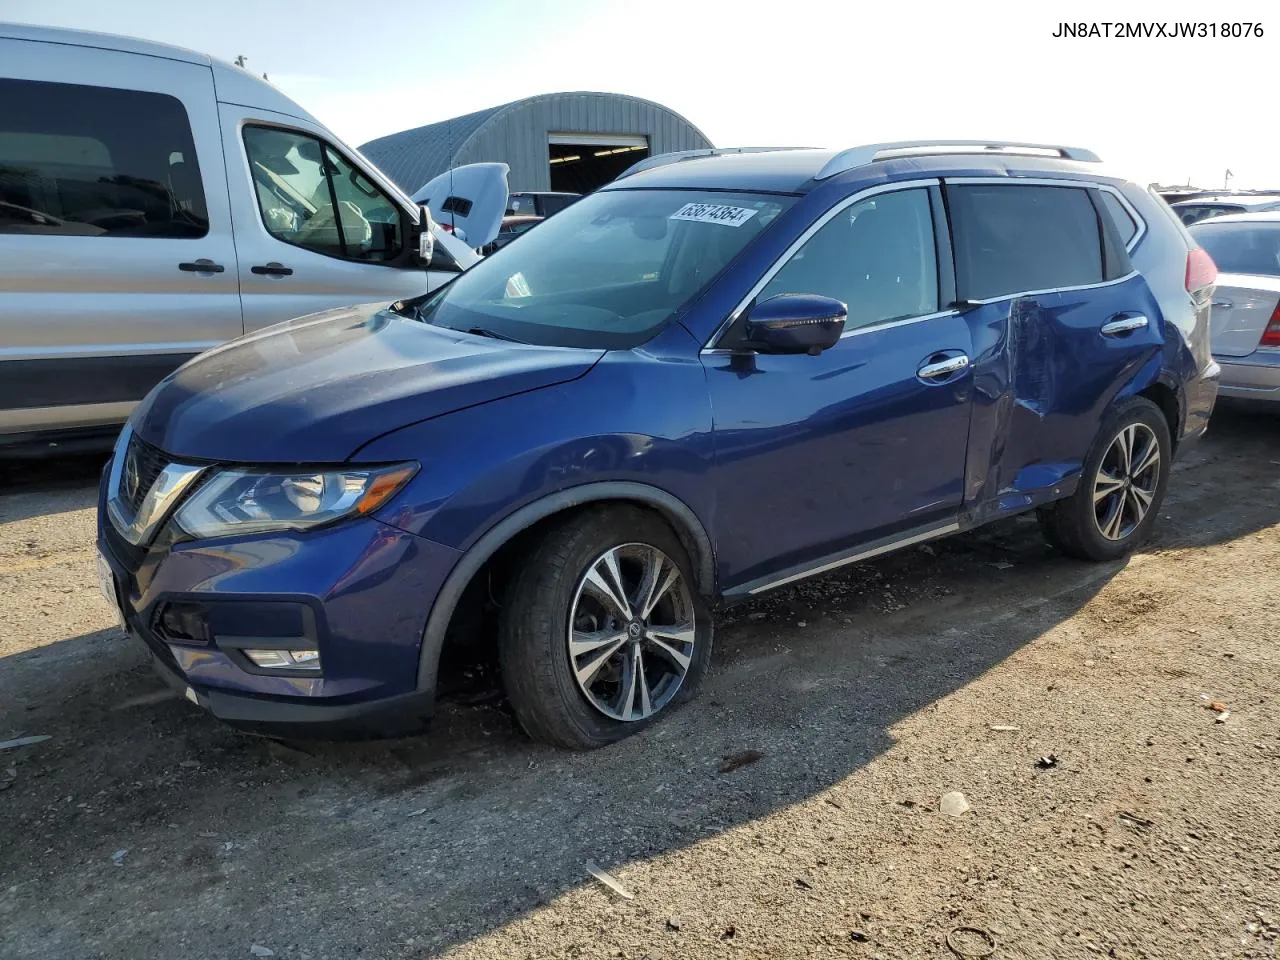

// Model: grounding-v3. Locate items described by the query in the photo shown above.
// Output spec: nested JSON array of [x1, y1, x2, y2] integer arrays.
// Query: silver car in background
[[1173, 194, 1280, 226], [1189, 212, 1280, 402]]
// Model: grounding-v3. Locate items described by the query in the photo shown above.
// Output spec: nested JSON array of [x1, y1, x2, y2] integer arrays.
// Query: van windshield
[[415, 189, 795, 348]]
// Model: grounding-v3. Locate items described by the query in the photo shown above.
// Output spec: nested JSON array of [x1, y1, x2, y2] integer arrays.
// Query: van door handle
[[1100, 315, 1148, 336], [917, 354, 970, 381], [178, 259, 225, 274], [251, 262, 294, 277], [1211, 298, 1233, 310]]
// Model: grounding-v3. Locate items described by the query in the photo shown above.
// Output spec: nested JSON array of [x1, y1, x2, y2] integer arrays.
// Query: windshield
[[1192, 221, 1280, 278], [414, 189, 795, 348]]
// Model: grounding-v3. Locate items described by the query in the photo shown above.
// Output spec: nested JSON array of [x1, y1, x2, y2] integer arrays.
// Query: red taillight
[[440, 223, 454, 233], [1186, 247, 1218, 295], [1261, 301, 1280, 348]]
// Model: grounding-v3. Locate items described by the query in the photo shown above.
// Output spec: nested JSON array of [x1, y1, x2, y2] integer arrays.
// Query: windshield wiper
[[463, 326, 525, 344]]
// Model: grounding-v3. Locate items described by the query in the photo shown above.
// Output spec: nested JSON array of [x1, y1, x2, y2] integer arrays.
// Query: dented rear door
[[946, 181, 1164, 515]]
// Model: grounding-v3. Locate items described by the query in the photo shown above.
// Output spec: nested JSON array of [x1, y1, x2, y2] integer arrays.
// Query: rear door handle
[[917, 354, 970, 381], [1100, 315, 1149, 337], [1211, 298, 1233, 310], [178, 259, 225, 274], [251, 262, 293, 277]]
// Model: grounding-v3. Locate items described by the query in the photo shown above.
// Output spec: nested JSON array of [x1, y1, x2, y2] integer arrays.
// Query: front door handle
[[251, 262, 294, 277], [178, 259, 225, 274], [1100, 315, 1149, 337], [917, 354, 970, 380]]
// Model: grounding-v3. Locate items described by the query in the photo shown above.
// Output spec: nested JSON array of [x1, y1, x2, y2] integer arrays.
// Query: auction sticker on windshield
[[669, 202, 759, 227]]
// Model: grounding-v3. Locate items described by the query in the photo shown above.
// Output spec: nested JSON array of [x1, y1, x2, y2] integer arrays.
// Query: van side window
[[757, 188, 939, 332], [0, 78, 208, 239], [243, 126, 402, 262], [947, 184, 1105, 300]]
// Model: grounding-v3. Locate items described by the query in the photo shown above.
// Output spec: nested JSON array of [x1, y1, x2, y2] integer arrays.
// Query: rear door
[[217, 104, 438, 333], [946, 181, 1163, 510], [0, 39, 241, 436]]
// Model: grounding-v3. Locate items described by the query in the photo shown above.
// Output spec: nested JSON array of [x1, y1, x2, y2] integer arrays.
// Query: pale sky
[[5, 0, 1276, 189]]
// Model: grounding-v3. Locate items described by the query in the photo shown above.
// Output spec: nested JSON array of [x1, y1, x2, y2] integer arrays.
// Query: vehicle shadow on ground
[[0, 453, 105, 525], [0, 406, 1277, 957]]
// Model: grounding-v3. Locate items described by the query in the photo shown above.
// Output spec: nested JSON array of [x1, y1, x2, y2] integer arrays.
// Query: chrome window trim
[[701, 175, 1148, 354], [942, 175, 1147, 253], [106, 424, 207, 547], [702, 178, 942, 351], [699, 308, 963, 356], [957, 270, 1140, 307]]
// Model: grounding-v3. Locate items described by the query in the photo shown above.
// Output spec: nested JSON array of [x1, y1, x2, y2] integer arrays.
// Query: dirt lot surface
[[1, 405, 1279, 960]]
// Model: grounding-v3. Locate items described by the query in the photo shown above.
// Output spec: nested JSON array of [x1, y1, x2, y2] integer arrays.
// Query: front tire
[[1038, 396, 1171, 562], [499, 506, 713, 749]]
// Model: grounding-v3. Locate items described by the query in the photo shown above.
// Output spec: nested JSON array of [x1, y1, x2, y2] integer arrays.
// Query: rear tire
[[498, 506, 713, 749], [1037, 396, 1171, 562]]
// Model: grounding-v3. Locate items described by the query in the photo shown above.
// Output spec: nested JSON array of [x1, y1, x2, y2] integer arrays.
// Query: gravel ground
[[1, 405, 1278, 960]]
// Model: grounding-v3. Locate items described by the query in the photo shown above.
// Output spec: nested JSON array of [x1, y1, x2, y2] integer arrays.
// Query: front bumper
[[1216, 350, 1280, 401], [97, 467, 462, 735], [140, 641, 435, 736]]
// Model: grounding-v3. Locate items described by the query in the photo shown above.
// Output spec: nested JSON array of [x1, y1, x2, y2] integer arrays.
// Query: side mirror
[[742, 294, 847, 355]]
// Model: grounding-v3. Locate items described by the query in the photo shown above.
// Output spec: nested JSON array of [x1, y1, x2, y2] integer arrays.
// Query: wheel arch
[[1128, 371, 1183, 452], [415, 482, 716, 694]]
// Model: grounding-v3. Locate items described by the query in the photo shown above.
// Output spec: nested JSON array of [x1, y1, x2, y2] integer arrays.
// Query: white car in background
[[1173, 194, 1280, 226], [1190, 212, 1280, 402]]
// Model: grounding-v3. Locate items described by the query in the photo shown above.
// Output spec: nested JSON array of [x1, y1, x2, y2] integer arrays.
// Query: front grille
[[121, 433, 169, 514]]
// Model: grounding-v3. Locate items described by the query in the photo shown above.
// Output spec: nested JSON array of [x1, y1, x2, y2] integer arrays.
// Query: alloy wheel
[[567, 543, 696, 722], [1093, 422, 1161, 541]]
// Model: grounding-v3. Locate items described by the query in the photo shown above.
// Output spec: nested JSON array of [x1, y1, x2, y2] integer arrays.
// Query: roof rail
[[615, 146, 811, 181], [815, 141, 1101, 180]]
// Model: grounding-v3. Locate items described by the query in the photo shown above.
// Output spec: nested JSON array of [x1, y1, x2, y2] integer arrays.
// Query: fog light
[[243, 648, 321, 671]]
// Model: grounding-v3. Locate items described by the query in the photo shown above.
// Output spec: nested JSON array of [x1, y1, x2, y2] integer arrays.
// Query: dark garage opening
[[549, 139, 648, 193]]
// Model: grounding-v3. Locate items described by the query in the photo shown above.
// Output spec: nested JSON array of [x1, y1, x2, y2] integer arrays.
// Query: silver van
[[0, 23, 505, 454]]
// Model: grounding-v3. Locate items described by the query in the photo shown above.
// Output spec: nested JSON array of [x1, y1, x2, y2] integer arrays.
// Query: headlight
[[173, 463, 418, 539]]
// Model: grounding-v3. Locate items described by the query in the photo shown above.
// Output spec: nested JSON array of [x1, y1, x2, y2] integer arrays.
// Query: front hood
[[132, 304, 603, 462], [412, 162, 510, 248]]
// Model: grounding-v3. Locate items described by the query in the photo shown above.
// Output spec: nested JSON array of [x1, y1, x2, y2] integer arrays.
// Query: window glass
[[507, 194, 537, 216], [0, 78, 207, 238], [243, 126, 401, 261], [1100, 191, 1139, 246], [416, 189, 794, 349], [950, 185, 1103, 300], [540, 194, 578, 216], [1190, 222, 1280, 278], [758, 188, 939, 331], [1178, 204, 1242, 225]]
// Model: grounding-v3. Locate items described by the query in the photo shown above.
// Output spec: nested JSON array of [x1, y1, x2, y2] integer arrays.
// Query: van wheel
[[1037, 396, 1171, 562], [498, 506, 712, 749]]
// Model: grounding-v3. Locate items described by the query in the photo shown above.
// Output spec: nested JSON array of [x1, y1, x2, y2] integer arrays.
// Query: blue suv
[[97, 141, 1221, 748]]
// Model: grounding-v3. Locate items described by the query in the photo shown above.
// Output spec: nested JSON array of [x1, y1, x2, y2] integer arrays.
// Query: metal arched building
[[358, 91, 713, 196]]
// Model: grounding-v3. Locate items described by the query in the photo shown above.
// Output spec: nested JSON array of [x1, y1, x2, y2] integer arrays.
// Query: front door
[[704, 184, 974, 592], [217, 105, 435, 333]]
